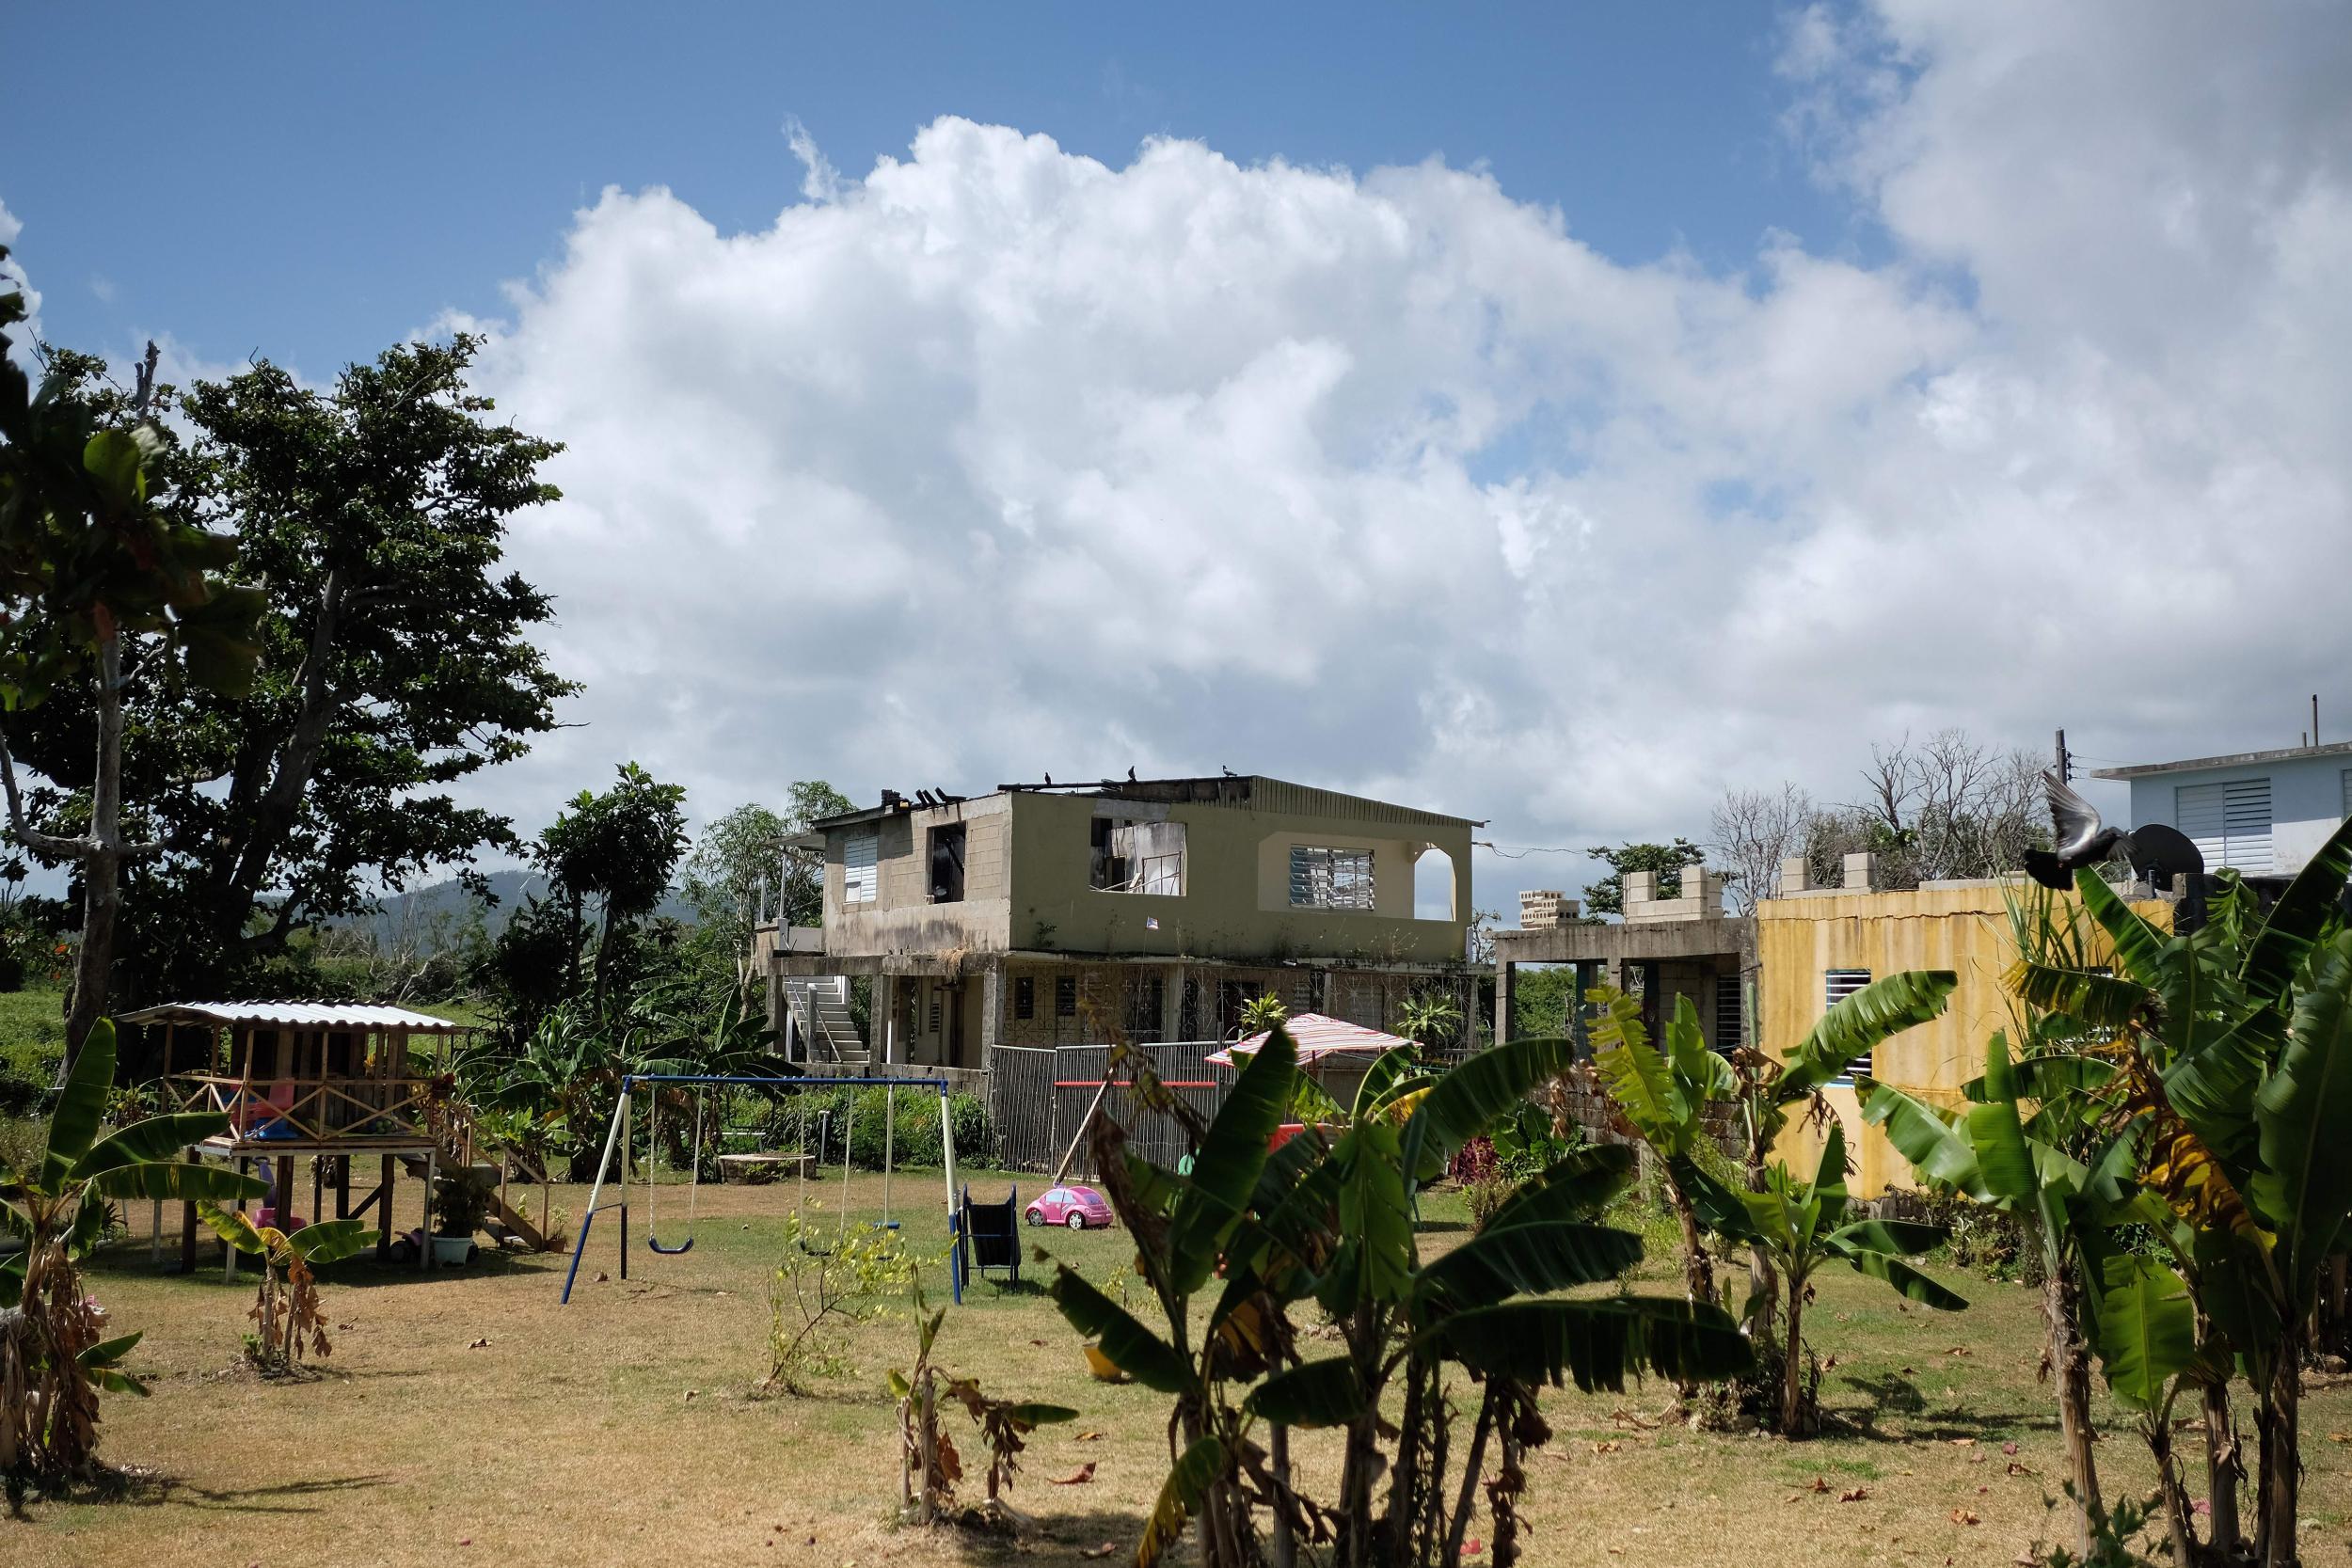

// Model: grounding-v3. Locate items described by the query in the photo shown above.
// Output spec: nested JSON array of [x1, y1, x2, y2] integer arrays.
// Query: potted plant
[[429, 1170, 494, 1264]]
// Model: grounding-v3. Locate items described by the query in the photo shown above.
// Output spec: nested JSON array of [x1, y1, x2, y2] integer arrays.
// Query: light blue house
[[2093, 740, 2352, 879]]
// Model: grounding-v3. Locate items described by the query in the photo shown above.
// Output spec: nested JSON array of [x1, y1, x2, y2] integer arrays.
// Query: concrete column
[[1843, 851, 1878, 892], [1779, 856, 1811, 896], [978, 960, 1003, 1070], [1161, 964, 1185, 1043], [1494, 961, 1514, 1048], [875, 974, 898, 1065]]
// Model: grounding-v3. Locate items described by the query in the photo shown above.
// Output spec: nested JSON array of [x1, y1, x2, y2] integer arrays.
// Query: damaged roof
[[809, 774, 1480, 832]]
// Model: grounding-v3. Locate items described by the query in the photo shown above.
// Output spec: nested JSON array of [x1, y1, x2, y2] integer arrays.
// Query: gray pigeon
[[2025, 769, 2204, 891]]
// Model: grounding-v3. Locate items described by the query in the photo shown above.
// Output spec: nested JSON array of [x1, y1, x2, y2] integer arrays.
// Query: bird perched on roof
[[2025, 770, 2205, 892], [1127, 766, 1137, 783], [1043, 772, 1052, 785]]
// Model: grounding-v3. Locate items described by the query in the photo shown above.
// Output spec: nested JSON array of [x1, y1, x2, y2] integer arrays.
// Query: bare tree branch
[[0, 728, 88, 860]]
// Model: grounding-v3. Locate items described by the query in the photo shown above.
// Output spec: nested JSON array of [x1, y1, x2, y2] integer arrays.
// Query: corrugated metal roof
[[115, 1001, 476, 1033]]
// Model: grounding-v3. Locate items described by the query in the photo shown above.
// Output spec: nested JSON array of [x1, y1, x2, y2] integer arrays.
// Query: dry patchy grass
[[9, 1169, 2352, 1567]]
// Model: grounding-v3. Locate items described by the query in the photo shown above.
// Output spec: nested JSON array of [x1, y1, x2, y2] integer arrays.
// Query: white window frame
[[1824, 969, 1873, 1081], [1290, 845, 1375, 911], [842, 832, 880, 905]]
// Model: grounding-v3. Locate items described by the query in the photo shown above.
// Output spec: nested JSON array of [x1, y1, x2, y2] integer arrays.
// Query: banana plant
[[2013, 813, 2352, 1568], [1864, 1032, 2129, 1555], [1677, 1121, 1964, 1434], [1584, 988, 1735, 1305], [198, 1208, 377, 1370], [1048, 1027, 1750, 1568], [1, 1019, 265, 1480]]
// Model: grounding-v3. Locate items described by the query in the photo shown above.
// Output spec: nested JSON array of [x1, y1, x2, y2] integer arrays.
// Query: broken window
[[1055, 975, 1078, 1018], [1125, 974, 1167, 1043], [1014, 975, 1035, 1021], [1090, 816, 1185, 894], [929, 823, 966, 903], [843, 832, 880, 904], [1289, 845, 1375, 911]]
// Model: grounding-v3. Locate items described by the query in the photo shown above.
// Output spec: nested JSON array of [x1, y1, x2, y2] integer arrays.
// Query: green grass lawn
[[12, 1164, 2352, 1568], [0, 985, 67, 1082]]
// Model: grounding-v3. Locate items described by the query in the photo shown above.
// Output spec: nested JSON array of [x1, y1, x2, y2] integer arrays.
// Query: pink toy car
[[1025, 1184, 1113, 1230]]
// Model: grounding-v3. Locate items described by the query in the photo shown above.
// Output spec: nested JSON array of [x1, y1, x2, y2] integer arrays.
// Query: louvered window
[[1824, 969, 1873, 1081], [1290, 845, 1375, 910], [842, 832, 880, 904], [1714, 974, 1743, 1051], [2176, 778, 2273, 874]]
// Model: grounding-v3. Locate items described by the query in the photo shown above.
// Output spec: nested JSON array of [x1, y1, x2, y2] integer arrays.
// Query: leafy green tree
[[1677, 1121, 1966, 1434], [538, 762, 690, 1013], [1580, 838, 1706, 917], [1, 334, 569, 1022], [1, 1019, 265, 1481], [0, 277, 264, 1060]]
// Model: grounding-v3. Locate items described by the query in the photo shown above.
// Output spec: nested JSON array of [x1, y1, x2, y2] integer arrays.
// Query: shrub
[[1462, 1171, 1519, 1229], [747, 1087, 990, 1172]]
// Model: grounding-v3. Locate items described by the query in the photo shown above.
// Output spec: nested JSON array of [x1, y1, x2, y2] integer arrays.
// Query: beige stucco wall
[[1760, 879, 2172, 1196], [1003, 790, 1469, 963]]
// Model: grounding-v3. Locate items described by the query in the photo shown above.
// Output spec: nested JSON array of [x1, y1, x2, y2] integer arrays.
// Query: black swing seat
[[645, 1236, 694, 1255], [958, 1183, 1021, 1287]]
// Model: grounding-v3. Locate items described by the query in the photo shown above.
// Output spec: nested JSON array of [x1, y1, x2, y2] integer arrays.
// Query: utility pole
[[2054, 728, 2071, 785]]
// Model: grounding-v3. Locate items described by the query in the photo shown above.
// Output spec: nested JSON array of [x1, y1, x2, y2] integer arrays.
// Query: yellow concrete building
[[1495, 853, 2175, 1195]]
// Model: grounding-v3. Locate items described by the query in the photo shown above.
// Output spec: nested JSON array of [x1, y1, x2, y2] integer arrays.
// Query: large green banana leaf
[[92, 1161, 270, 1205], [1166, 1025, 1295, 1294], [2093, 1251, 2195, 1411], [1588, 991, 1684, 1149], [72, 1112, 233, 1180], [1336, 1120, 1416, 1305], [2250, 932, 2352, 1303], [1410, 1219, 1645, 1316], [1832, 1245, 1968, 1310], [1426, 1296, 1752, 1389], [41, 1018, 119, 1189], [1480, 1144, 1634, 1230], [1397, 1035, 1579, 1183], [288, 1217, 377, 1266], [1047, 1268, 1193, 1393], [1863, 1083, 1986, 1197], [1244, 1356, 1363, 1427], [1780, 972, 1957, 1097], [2240, 813, 2352, 1002]]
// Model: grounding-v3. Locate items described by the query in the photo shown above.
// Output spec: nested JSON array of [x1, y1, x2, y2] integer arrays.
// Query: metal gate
[[990, 1040, 1232, 1175]]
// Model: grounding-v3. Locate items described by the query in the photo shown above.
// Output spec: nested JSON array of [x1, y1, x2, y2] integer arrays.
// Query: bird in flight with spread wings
[[2024, 769, 2205, 892]]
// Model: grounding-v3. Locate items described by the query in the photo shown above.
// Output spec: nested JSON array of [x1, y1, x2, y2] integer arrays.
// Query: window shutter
[[2177, 778, 2273, 874], [1824, 969, 1874, 1080], [843, 832, 880, 903]]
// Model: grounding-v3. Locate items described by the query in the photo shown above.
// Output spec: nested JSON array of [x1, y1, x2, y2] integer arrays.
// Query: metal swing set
[[558, 1073, 964, 1305]]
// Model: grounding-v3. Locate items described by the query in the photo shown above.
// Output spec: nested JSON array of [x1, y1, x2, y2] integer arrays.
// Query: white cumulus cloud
[[457, 2, 2352, 915]]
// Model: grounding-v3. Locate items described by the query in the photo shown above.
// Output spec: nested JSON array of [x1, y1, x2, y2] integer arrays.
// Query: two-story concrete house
[[2092, 739, 2352, 880], [756, 775, 1479, 1074]]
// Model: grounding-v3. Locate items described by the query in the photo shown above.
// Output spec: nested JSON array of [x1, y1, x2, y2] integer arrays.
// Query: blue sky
[[8, 4, 2349, 916], [9, 4, 1864, 377]]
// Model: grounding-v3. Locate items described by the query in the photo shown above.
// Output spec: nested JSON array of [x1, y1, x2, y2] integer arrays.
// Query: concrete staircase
[[783, 976, 867, 1065]]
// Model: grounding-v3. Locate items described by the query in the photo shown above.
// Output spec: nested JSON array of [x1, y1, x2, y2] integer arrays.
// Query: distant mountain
[[336, 870, 694, 951]]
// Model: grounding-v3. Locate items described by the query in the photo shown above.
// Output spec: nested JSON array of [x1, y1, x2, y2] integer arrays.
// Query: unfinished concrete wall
[[1005, 789, 1469, 963]]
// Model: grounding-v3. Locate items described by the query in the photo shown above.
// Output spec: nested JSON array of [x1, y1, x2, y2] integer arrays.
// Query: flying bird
[[2025, 770, 2205, 892]]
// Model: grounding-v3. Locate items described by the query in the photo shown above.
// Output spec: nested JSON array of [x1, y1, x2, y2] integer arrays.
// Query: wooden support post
[[273, 1152, 295, 1227], [310, 1154, 325, 1228], [335, 1154, 350, 1219], [180, 1146, 199, 1275], [377, 1154, 395, 1262]]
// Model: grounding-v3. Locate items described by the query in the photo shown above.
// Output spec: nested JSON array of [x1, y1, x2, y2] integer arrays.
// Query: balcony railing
[[169, 1072, 453, 1148]]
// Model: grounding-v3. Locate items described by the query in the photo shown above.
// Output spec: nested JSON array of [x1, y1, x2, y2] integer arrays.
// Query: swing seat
[[645, 1236, 694, 1256]]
